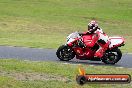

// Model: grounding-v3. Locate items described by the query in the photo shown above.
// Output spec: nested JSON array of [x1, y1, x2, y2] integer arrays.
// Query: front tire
[[102, 48, 122, 64], [56, 45, 75, 61]]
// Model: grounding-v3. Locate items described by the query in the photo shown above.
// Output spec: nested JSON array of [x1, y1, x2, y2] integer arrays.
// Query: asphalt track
[[0, 46, 132, 68]]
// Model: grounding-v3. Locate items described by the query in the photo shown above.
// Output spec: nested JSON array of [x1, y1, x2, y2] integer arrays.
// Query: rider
[[79, 20, 109, 58]]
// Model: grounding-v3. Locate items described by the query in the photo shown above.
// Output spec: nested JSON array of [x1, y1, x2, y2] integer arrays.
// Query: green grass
[[0, 59, 132, 88], [0, 0, 131, 51]]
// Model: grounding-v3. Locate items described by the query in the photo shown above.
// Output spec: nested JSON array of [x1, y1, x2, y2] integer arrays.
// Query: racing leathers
[[80, 28, 109, 58]]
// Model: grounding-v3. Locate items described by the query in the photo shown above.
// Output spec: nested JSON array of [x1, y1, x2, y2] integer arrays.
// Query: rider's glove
[[78, 39, 86, 48]]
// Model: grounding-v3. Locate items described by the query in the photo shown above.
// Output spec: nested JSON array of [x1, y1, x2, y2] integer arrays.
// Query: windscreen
[[67, 32, 80, 39]]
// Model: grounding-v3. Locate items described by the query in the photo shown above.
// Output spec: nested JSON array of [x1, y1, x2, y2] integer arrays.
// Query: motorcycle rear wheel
[[56, 45, 75, 61], [102, 48, 122, 64]]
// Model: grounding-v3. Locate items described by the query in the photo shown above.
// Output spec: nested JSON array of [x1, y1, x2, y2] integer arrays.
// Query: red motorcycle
[[56, 32, 125, 64]]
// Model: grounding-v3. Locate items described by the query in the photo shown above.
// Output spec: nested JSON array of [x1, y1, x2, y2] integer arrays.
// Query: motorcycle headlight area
[[67, 37, 70, 42], [67, 38, 76, 44]]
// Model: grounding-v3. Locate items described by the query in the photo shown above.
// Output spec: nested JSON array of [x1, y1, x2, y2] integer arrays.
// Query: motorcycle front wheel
[[56, 45, 75, 61], [102, 48, 122, 64]]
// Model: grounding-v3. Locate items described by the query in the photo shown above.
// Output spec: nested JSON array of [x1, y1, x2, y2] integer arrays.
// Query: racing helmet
[[88, 20, 98, 33]]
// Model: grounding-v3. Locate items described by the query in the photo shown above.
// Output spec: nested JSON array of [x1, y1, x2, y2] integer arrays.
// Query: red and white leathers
[[83, 28, 109, 58]]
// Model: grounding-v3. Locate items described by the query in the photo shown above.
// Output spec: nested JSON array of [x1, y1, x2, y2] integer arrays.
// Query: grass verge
[[0, 59, 132, 88]]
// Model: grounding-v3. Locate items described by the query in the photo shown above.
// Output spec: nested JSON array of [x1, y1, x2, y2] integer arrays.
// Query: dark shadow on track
[[56, 60, 122, 68]]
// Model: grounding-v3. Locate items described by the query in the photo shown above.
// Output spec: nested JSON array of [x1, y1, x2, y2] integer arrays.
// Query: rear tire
[[102, 48, 122, 64], [56, 45, 75, 61]]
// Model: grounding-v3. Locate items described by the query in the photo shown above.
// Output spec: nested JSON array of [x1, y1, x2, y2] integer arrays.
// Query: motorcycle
[[56, 32, 125, 64]]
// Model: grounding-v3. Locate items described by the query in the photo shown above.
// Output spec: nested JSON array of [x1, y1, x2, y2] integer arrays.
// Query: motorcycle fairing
[[109, 36, 124, 49]]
